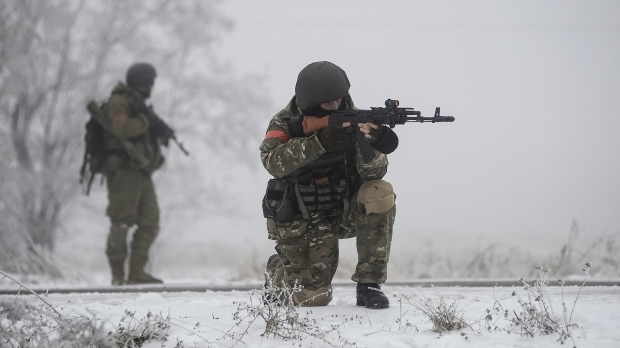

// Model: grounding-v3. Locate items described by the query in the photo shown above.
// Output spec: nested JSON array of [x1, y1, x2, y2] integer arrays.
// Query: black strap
[[293, 184, 309, 232], [79, 151, 88, 183], [86, 171, 95, 196], [288, 115, 305, 138]]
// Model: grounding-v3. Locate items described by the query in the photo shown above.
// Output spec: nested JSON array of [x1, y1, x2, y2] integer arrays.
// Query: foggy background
[[1, 0, 618, 284]]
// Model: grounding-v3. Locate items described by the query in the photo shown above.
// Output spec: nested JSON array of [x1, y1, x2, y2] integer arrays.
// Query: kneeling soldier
[[261, 61, 398, 308]]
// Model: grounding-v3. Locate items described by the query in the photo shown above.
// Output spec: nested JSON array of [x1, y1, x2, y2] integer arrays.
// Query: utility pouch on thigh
[[262, 179, 296, 222]]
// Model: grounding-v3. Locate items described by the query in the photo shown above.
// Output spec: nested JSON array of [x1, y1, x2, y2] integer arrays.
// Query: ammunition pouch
[[262, 174, 350, 222], [262, 179, 296, 222], [293, 178, 348, 217]]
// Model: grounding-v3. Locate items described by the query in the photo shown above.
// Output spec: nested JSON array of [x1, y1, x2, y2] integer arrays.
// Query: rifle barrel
[[405, 116, 455, 123], [172, 137, 190, 156]]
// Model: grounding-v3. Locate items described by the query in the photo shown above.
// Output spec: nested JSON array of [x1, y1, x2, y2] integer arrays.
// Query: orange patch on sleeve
[[111, 113, 128, 125], [264, 130, 291, 143]]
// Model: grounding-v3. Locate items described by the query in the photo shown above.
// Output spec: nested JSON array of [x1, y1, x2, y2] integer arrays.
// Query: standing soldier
[[103, 63, 167, 285], [261, 61, 399, 308]]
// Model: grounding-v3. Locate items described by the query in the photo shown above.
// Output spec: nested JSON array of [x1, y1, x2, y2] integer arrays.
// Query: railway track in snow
[[1, 279, 618, 296]]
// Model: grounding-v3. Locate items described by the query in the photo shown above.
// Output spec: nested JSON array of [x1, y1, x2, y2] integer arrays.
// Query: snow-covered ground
[[3, 284, 619, 347]]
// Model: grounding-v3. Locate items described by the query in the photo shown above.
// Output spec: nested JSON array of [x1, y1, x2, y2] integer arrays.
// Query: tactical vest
[[262, 116, 360, 223]]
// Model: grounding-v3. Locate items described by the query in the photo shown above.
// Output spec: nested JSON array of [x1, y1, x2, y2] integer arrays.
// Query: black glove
[[368, 126, 399, 154], [316, 125, 352, 152], [366, 126, 386, 145]]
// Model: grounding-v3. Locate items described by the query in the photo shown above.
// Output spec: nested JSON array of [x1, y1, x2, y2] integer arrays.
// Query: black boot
[[108, 257, 126, 286], [356, 283, 389, 309], [128, 256, 163, 284]]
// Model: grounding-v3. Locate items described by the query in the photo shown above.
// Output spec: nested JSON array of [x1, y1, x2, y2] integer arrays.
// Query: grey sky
[[218, 0, 620, 252]]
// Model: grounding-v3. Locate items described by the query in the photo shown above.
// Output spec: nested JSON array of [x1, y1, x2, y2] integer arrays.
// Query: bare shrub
[[462, 244, 536, 278], [0, 243, 64, 278], [381, 296, 418, 334], [545, 220, 616, 277], [399, 287, 471, 334], [1, 270, 216, 347], [110, 310, 171, 348], [391, 220, 618, 280], [513, 265, 589, 345], [0, 300, 112, 348], [223, 275, 350, 347], [0, 270, 112, 347], [481, 263, 591, 346]]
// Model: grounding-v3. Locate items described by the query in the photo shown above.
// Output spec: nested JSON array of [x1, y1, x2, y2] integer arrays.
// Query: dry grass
[[110, 310, 171, 347], [480, 263, 591, 347], [0, 270, 211, 348], [390, 222, 617, 280], [398, 288, 471, 334], [0, 271, 112, 347], [222, 274, 353, 347]]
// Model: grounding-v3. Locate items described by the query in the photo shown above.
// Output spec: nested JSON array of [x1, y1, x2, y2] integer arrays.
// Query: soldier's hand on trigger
[[358, 122, 399, 154], [358, 123, 385, 144]]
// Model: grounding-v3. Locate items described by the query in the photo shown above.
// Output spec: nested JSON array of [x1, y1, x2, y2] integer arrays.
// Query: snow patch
[[131, 293, 165, 306]]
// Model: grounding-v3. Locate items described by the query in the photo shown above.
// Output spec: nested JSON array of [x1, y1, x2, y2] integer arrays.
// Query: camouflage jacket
[[259, 95, 388, 187], [104, 82, 162, 174]]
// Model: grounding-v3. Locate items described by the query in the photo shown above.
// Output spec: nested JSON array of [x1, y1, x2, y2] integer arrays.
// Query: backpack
[[79, 101, 108, 195]]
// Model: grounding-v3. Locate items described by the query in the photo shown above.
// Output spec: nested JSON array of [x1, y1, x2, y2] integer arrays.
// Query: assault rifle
[[86, 101, 150, 169], [332, 99, 454, 126], [147, 109, 189, 156], [330, 99, 455, 163]]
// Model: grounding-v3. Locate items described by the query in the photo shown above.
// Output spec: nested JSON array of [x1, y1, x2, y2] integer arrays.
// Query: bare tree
[[0, 0, 268, 274]]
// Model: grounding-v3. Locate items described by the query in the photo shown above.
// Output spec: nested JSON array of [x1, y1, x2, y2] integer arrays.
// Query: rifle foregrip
[[357, 130, 376, 163]]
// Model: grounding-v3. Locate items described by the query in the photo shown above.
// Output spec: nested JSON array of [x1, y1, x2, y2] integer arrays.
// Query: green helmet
[[126, 62, 157, 88], [295, 61, 350, 111]]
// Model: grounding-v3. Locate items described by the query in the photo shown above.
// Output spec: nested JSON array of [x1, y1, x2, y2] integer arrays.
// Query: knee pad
[[293, 285, 333, 307], [357, 180, 395, 214], [106, 223, 129, 256]]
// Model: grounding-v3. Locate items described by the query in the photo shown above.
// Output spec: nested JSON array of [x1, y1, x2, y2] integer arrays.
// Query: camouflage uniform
[[261, 95, 396, 306], [104, 82, 163, 284]]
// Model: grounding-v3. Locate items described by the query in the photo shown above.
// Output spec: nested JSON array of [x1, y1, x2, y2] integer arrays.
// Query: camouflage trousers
[[105, 167, 160, 262], [265, 180, 395, 306]]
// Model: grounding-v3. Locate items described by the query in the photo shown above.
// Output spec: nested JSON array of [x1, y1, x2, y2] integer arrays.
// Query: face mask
[[302, 101, 345, 117]]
